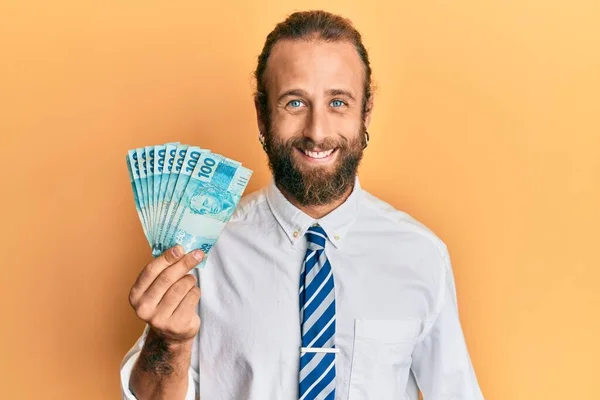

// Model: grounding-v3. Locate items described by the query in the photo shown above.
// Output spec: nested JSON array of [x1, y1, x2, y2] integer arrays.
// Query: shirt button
[[334, 234, 340, 240], [293, 231, 299, 238]]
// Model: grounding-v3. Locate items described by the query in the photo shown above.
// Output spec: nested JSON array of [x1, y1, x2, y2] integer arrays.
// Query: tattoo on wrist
[[141, 334, 175, 375]]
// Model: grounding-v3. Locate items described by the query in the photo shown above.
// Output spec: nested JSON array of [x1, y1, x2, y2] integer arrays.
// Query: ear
[[254, 95, 267, 134], [363, 95, 374, 130]]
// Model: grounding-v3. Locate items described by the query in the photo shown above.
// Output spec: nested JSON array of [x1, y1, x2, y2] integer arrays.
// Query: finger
[[140, 250, 204, 309], [171, 285, 201, 322], [130, 245, 185, 305], [153, 274, 198, 320]]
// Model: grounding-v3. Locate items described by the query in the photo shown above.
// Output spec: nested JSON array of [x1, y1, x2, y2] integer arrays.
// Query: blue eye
[[331, 99, 345, 108], [288, 100, 303, 108]]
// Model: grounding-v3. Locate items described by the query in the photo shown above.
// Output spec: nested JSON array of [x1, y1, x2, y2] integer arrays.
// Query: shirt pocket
[[347, 319, 421, 400]]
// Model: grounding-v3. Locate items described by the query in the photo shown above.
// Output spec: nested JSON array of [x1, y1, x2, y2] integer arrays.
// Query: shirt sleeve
[[410, 246, 485, 399], [119, 324, 199, 400]]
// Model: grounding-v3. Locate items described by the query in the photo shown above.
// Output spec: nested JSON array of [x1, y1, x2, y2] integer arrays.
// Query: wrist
[[146, 328, 194, 354], [138, 329, 194, 376], [165, 338, 194, 353]]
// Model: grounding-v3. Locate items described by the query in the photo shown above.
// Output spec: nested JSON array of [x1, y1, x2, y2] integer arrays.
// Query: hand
[[129, 245, 203, 345]]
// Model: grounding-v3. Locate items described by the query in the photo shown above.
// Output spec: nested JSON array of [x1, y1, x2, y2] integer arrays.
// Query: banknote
[[151, 142, 181, 247], [164, 150, 240, 247], [155, 143, 178, 248], [155, 144, 189, 253], [126, 151, 150, 243], [168, 152, 252, 267], [144, 145, 156, 243], [152, 145, 165, 248], [136, 147, 152, 244], [159, 146, 210, 255], [126, 142, 252, 266]]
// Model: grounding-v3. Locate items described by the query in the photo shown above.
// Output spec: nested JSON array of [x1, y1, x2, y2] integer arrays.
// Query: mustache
[[283, 136, 349, 152]]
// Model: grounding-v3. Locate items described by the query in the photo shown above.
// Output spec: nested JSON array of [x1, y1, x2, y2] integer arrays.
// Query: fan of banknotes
[[125, 142, 252, 267]]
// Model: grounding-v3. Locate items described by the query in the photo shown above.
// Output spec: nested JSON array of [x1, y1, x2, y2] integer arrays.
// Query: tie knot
[[306, 225, 327, 250]]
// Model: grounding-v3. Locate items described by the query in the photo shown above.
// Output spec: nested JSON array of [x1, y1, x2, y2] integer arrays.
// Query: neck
[[277, 182, 355, 219]]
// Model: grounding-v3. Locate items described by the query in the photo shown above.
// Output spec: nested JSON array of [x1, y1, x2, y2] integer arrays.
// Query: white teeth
[[303, 149, 334, 159]]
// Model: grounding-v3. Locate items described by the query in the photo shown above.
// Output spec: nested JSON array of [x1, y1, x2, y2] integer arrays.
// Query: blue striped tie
[[298, 224, 336, 400]]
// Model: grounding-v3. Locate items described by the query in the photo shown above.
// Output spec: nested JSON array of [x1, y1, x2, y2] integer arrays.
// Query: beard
[[264, 126, 366, 207]]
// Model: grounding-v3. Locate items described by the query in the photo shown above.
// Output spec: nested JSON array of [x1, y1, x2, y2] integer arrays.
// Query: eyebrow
[[326, 89, 356, 101], [277, 88, 356, 102]]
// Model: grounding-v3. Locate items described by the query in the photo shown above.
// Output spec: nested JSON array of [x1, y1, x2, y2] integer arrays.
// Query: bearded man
[[120, 10, 485, 400]]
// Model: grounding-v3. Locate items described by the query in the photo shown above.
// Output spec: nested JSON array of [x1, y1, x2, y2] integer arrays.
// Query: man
[[120, 10, 485, 400]]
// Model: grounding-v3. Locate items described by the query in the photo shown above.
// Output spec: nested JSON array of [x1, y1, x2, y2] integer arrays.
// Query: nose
[[303, 104, 332, 146]]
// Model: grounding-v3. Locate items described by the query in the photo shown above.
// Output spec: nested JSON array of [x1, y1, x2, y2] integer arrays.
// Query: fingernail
[[193, 250, 204, 261], [172, 246, 182, 257]]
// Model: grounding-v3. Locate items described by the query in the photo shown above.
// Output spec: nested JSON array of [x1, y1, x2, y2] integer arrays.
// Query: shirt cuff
[[120, 350, 197, 400]]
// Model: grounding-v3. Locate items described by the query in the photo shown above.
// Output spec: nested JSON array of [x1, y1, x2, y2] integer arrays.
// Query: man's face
[[258, 39, 371, 206]]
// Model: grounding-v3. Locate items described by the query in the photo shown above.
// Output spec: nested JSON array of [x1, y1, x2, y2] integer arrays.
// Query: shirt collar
[[265, 176, 362, 249]]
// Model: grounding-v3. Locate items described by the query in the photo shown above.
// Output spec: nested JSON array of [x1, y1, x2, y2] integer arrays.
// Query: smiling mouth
[[298, 148, 337, 160]]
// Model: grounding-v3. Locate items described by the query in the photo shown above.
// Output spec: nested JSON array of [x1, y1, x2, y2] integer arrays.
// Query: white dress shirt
[[120, 177, 485, 399]]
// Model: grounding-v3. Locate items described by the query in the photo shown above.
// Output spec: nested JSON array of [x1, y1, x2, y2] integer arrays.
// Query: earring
[[258, 132, 267, 152], [363, 131, 370, 149]]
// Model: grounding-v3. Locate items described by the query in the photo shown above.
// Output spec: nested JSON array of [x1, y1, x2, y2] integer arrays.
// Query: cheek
[[271, 110, 306, 137], [336, 117, 363, 139]]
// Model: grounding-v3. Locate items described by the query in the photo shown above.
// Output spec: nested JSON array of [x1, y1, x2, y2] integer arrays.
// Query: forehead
[[264, 39, 365, 96]]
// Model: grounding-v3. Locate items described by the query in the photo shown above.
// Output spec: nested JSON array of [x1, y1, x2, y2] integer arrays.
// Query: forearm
[[129, 328, 194, 400]]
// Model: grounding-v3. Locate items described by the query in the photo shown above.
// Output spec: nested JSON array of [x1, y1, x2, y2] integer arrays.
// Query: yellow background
[[1, 1, 598, 398]]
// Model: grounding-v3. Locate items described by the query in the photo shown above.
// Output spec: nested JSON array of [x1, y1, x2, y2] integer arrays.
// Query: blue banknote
[[165, 150, 240, 242], [155, 143, 178, 246], [126, 151, 150, 243], [167, 152, 252, 267], [145, 145, 156, 242], [151, 145, 165, 248], [159, 146, 211, 255], [155, 144, 189, 251], [136, 147, 152, 244], [126, 143, 252, 264]]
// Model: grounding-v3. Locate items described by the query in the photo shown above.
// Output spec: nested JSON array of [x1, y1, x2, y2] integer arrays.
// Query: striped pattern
[[298, 225, 336, 400]]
